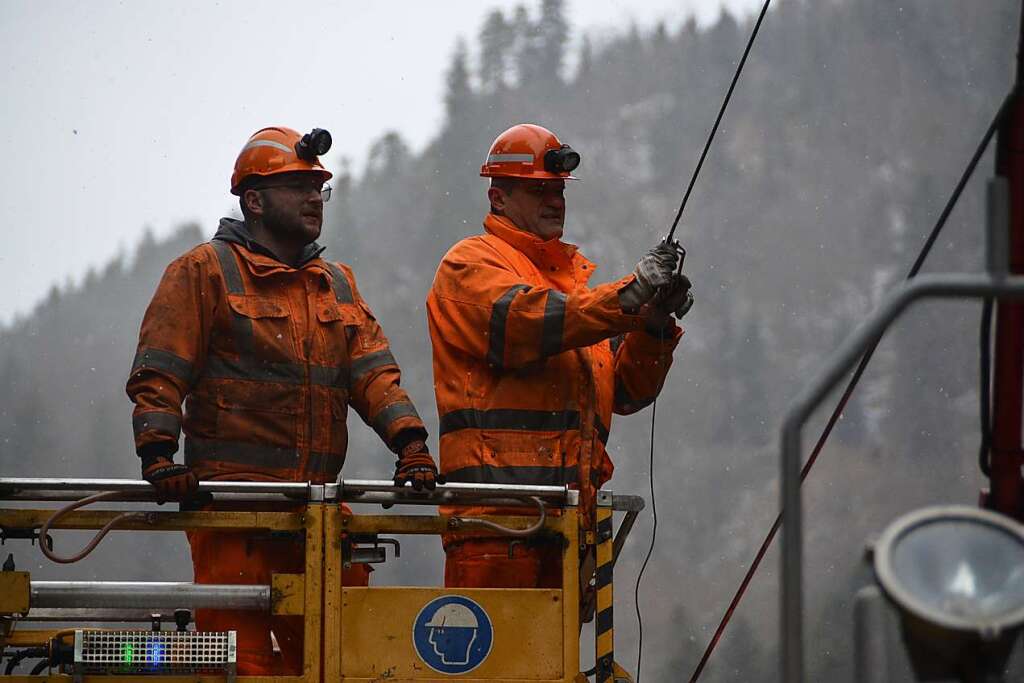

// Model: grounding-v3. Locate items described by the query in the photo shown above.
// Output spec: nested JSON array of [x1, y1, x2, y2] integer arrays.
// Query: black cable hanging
[[686, 88, 1016, 683], [634, 1, 774, 681]]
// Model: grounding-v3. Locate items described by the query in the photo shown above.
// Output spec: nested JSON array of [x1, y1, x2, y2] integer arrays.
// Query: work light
[[870, 505, 1024, 680]]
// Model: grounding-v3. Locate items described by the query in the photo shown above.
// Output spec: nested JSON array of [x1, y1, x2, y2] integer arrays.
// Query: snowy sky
[[0, 0, 763, 324]]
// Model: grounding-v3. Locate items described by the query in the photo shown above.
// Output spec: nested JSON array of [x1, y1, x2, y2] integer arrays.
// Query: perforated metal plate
[[74, 629, 236, 676]]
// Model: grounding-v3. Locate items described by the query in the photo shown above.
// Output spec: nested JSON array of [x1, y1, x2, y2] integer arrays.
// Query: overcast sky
[[1, 0, 763, 324]]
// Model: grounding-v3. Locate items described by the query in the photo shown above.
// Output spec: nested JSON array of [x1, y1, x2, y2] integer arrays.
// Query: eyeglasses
[[257, 181, 332, 203]]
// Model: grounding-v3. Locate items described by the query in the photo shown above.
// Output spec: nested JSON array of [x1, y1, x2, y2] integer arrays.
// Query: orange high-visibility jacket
[[427, 214, 682, 519], [127, 219, 426, 483]]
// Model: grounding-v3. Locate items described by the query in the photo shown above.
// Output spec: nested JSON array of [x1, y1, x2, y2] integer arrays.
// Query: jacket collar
[[483, 213, 595, 288], [213, 218, 326, 269]]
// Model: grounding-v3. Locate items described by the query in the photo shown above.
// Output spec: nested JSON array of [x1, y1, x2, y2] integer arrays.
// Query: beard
[[262, 195, 322, 245]]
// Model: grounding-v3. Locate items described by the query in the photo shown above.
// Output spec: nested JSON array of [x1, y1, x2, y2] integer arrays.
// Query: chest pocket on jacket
[[226, 294, 293, 359], [317, 301, 363, 358], [317, 301, 382, 354]]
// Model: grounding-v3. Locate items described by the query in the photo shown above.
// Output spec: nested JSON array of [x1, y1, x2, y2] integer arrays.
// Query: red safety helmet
[[230, 126, 333, 196], [479, 123, 580, 180]]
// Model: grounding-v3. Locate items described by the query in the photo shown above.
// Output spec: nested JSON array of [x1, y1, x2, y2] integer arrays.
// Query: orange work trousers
[[444, 538, 563, 588], [188, 528, 370, 675]]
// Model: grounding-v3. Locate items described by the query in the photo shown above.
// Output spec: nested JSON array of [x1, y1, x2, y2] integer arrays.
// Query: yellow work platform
[[0, 479, 642, 683]]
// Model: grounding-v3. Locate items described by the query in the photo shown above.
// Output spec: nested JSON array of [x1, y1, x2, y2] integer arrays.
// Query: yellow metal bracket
[[271, 573, 305, 616], [0, 572, 29, 615]]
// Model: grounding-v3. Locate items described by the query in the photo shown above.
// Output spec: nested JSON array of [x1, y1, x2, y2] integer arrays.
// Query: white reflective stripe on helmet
[[242, 139, 294, 154], [487, 153, 534, 164]]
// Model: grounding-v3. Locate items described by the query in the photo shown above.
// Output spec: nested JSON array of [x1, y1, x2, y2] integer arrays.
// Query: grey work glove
[[645, 273, 694, 335], [619, 242, 679, 311], [660, 273, 694, 318]]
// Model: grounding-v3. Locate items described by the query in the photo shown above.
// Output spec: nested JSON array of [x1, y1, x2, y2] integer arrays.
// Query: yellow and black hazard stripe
[[595, 503, 615, 683]]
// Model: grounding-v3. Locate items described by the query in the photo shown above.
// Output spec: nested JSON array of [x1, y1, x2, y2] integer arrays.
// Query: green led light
[[122, 643, 133, 663]]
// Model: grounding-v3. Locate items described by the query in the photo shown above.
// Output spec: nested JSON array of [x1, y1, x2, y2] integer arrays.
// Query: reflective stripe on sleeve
[[540, 290, 566, 357], [439, 408, 581, 435], [371, 401, 421, 439], [445, 464, 578, 487], [350, 349, 397, 384], [486, 284, 531, 369], [130, 347, 196, 385], [132, 411, 182, 438]]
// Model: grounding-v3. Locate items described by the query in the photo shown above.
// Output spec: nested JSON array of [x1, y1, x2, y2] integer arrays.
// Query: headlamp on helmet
[[544, 144, 581, 175], [296, 128, 332, 161]]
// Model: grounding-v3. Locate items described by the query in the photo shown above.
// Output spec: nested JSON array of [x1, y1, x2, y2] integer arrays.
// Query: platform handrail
[[0, 477, 578, 507]]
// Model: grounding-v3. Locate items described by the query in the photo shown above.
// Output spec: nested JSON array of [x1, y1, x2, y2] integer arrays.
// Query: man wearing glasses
[[126, 126, 438, 674]]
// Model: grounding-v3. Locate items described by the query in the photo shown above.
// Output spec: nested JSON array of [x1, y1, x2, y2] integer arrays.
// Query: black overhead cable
[[666, 0, 773, 242], [634, 1, 774, 682], [686, 88, 1016, 683]]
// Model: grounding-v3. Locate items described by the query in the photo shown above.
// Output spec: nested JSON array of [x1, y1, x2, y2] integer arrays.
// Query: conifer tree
[[478, 10, 512, 93], [444, 38, 474, 127], [537, 0, 568, 84], [512, 5, 542, 87]]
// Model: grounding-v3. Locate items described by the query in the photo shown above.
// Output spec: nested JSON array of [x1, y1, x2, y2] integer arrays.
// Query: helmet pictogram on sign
[[413, 595, 493, 674]]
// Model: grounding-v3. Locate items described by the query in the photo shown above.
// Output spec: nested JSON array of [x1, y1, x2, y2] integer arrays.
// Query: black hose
[[29, 658, 50, 675], [4, 647, 48, 675]]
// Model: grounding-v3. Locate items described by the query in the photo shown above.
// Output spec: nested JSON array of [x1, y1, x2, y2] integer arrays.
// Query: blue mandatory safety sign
[[412, 595, 494, 675]]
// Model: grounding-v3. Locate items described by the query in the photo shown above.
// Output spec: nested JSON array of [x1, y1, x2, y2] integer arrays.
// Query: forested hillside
[[1, 1, 1018, 679]]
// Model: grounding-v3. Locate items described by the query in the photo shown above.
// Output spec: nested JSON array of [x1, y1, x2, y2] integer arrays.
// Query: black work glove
[[141, 456, 200, 505], [393, 440, 442, 492], [619, 242, 680, 311]]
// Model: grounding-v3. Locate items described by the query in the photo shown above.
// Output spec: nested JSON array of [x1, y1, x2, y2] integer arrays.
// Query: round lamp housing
[[873, 505, 1024, 639]]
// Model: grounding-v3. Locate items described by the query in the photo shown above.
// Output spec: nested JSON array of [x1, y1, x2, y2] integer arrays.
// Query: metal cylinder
[[21, 608, 192, 623], [31, 581, 270, 611], [0, 478, 309, 495], [341, 479, 569, 502]]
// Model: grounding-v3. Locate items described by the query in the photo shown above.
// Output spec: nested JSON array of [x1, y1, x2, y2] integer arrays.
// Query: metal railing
[[0, 477, 578, 508]]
